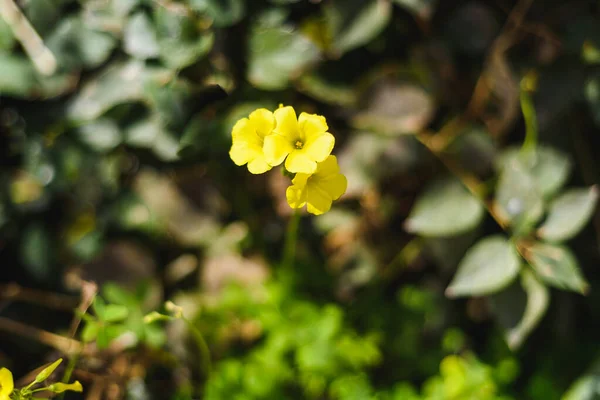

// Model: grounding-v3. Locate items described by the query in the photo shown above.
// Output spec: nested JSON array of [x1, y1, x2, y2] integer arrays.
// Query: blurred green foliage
[[2, 0, 600, 399]]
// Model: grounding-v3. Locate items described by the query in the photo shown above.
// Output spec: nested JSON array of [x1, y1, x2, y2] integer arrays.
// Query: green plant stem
[[520, 87, 538, 154], [182, 316, 212, 380], [282, 210, 301, 272]]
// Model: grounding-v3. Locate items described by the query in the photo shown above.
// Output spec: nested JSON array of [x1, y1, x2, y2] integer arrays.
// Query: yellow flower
[[229, 108, 276, 174], [264, 106, 335, 174], [286, 155, 347, 215], [0, 367, 14, 400]]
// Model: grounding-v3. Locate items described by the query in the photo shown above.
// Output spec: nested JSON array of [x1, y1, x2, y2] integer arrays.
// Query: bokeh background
[[2, 0, 600, 399]]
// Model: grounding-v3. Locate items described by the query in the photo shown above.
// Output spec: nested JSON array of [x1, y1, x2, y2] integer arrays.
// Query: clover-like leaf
[[538, 187, 598, 242], [490, 269, 549, 350], [523, 242, 589, 294], [405, 178, 484, 237], [446, 235, 521, 297]]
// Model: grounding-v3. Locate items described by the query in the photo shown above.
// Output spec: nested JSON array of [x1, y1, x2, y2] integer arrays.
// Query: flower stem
[[282, 210, 301, 272]]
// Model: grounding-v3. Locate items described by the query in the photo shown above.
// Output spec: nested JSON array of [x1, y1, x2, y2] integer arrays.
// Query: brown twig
[[0, 316, 86, 356], [0, 283, 79, 311]]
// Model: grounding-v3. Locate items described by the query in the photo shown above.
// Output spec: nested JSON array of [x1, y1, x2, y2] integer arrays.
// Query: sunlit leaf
[[523, 242, 588, 294], [405, 178, 484, 237], [446, 235, 521, 297], [76, 118, 122, 152], [538, 187, 598, 242], [124, 12, 160, 59]]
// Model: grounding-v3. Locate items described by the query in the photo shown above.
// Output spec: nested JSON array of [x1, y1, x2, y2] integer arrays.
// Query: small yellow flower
[[0, 367, 14, 400], [229, 108, 276, 174], [264, 106, 335, 174], [286, 155, 347, 215]]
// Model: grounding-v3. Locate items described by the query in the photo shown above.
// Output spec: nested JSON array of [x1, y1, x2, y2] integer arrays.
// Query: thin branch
[[0, 316, 87, 356], [0, 0, 57, 75]]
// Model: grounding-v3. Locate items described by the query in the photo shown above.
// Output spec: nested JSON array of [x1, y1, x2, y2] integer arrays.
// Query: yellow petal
[[315, 155, 340, 177], [0, 368, 14, 398], [286, 184, 307, 209], [249, 108, 275, 138], [229, 142, 262, 166], [298, 112, 328, 140], [273, 106, 299, 140], [303, 132, 335, 163], [324, 173, 347, 200], [264, 134, 293, 166], [232, 119, 262, 147], [247, 156, 272, 174], [306, 185, 333, 215], [285, 150, 317, 174]]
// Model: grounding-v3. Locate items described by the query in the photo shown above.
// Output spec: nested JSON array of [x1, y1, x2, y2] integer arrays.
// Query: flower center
[[294, 140, 304, 149]]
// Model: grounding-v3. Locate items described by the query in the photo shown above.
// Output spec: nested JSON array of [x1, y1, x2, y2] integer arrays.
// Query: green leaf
[[189, 0, 245, 27], [0, 17, 15, 50], [20, 223, 52, 282], [124, 12, 160, 59], [538, 186, 598, 242], [324, 0, 392, 55], [144, 78, 192, 130], [0, 54, 36, 96], [103, 304, 129, 322], [67, 61, 174, 121], [247, 10, 320, 90], [93, 297, 107, 320], [499, 146, 572, 198], [490, 270, 549, 350], [523, 242, 589, 294], [46, 17, 116, 70], [155, 8, 214, 69], [76, 119, 122, 152], [563, 358, 600, 400], [103, 283, 137, 306], [495, 156, 544, 234], [446, 235, 521, 298], [405, 178, 484, 237], [81, 322, 99, 342]]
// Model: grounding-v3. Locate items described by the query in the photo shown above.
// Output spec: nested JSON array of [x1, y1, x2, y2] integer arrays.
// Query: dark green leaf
[[46, 17, 116, 70], [20, 224, 52, 282], [446, 235, 521, 297], [155, 8, 214, 69], [247, 10, 320, 90], [324, 0, 392, 55], [189, 0, 245, 27]]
